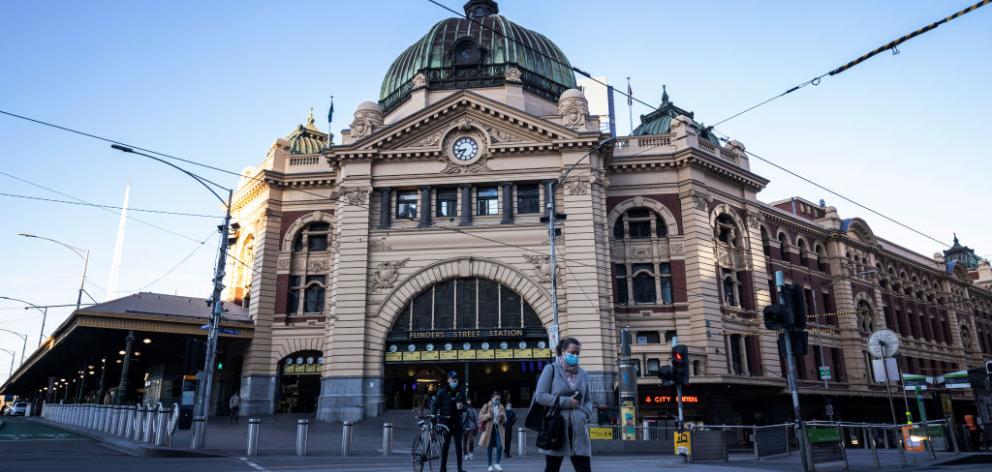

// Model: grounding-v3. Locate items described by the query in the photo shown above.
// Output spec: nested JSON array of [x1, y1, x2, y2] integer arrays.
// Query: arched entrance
[[383, 277, 551, 410], [277, 350, 323, 414]]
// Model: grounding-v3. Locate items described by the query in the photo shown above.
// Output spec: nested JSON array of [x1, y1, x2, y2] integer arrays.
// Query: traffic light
[[778, 331, 809, 356], [671, 345, 689, 385], [763, 303, 791, 330], [781, 284, 807, 330]]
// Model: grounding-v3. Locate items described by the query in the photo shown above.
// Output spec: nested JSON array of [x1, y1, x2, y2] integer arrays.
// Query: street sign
[[218, 327, 240, 336], [872, 358, 899, 382], [818, 366, 832, 380], [547, 324, 559, 353], [674, 430, 691, 456], [589, 427, 613, 440], [941, 370, 971, 389], [200, 324, 210, 330], [902, 373, 929, 391]]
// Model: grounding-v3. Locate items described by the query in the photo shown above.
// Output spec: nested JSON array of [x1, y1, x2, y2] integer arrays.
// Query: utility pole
[[774, 271, 812, 472], [114, 331, 135, 405], [543, 180, 561, 351], [618, 327, 637, 440]]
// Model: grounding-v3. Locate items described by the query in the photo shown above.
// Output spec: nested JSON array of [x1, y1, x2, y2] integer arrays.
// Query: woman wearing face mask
[[534, 337, 593, 472], [478, 391, 507, 471]]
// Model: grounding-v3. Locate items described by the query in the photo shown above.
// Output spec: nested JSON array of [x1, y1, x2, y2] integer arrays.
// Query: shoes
[[487, 467, 494, 472], [494, 464, 503, 471]]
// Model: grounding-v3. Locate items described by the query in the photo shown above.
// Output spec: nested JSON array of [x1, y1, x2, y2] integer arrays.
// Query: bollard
[[154, 404, 167, 446], [947, 422, 960, 454], [132, 404, 144, 440], [341, 421, 354, 456], [143, 405, 154, 443], [247, 418, 261, 456], [785, 424, 791, 455], [96, 405, 106, 431], [753, 426, 760, 459], [868, 425, 880, 468], [191, 416, 206, 449], [122, 406, 135, 438], [863, 426, 870, 450], [517, 427, 527, 457], [297, 419, 310, 456], [381, 422, 391, 456], [642, 420, 651, 441]]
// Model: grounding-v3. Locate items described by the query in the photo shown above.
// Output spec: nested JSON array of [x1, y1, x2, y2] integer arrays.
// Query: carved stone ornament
[[588, 168, 609, 188], [340, 187, 370, 206], [715, 245, 733, 269], [523, 254, 561, 284], [369, 258, 411, 293], [307, 259, 330, 272], [368, 236, 391, 252], [416, 129, 445, 148], [562, 176, 589, 196], [484, 125, 521, 144], [505, 66, 522, 82], [670, 243, 685, 256], [350, 104, 384, 140], [412, 72, 428, 88], [743, 209, 765, 229], [557, 92, 589, 130], [276, 254, 291, 271], [441, 161, 493, 175], [687, 189, 711, 211]]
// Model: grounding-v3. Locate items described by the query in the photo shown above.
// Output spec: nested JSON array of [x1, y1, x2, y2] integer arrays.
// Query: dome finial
[[305, 107, 318, 130], [661, 85, 669, 104], [463, 0, 498, 18]]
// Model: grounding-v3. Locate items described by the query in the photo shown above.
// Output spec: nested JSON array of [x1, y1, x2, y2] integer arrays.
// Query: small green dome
[[379, 1, 576, 112], [633, 86, 720, 145], [286, 109, 328, 155]]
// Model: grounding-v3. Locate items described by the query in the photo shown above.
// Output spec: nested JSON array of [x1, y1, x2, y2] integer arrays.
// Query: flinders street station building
[[6, 1, 990, 426]]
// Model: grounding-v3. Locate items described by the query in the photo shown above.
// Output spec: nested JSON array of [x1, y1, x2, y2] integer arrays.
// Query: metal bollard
[[297, 419, 310, 456], [341, 421, 354, 456], [517, 427, 527, 457], [191, 416, 206, 449], [143, 406, 154, 443], [96, 405, 106, 431], [381, 422, 392, 456], [122, 406, 135, 438], [154, 404, 167, 446], [948, 422, 960, 454], [753, 426, 760, 459], [785, 424, 791, 455], [247, 418, 261, 456], [132, 405, 144, 440], [642, 420, 651, 440], [868, 425, 880, 468], [863, 426, 870, 450]]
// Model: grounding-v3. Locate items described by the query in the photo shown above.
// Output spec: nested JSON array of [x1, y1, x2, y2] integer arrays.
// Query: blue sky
[[1, 0, 989, 377]]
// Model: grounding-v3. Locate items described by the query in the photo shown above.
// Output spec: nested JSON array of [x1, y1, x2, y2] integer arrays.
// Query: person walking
[[463, 398, 479, 461], [431, 371, 467, 472], [478, 391, 507, 471], [503, 402, 516, 458], [228, 392, 241, 424], [534, 337, 593, 472]]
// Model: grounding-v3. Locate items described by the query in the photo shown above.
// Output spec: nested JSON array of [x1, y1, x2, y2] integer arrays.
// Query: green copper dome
[[632, 86, 720, 145], [285, 109, 328, 155], [379, 0, 576, 112]]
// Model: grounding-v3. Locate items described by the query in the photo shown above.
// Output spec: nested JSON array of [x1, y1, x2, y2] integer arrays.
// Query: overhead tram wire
[[710, 0, 992, 127], [0, 191, 221, 219], [117, 230, 217, 294]]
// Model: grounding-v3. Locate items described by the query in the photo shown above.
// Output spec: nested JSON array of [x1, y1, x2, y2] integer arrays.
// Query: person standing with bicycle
[[431, 371, 467, 472]]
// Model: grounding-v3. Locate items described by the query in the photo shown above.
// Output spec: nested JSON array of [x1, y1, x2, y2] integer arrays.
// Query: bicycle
[[412, 414, 449, 472]]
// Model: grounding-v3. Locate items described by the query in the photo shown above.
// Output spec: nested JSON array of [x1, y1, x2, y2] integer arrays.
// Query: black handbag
[[526, 365, 566, 450]]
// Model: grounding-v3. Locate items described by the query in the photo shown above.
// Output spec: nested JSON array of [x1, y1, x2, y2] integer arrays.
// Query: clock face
[[452, 137, 479, 161]]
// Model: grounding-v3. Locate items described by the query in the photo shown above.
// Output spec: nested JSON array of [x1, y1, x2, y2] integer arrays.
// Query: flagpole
[[326, 95, 334, 149], [626, 77, 634, 135]]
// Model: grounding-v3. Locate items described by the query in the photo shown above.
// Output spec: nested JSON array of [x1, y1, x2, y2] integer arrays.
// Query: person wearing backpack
[[462, 398, 479, 461], [533, 337, 593, 472]]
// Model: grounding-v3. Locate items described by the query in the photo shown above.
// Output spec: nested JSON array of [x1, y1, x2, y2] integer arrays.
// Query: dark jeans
[[440, 423, 464, 472], [504, 428, 513, 457], [545, 454, 591, 472]]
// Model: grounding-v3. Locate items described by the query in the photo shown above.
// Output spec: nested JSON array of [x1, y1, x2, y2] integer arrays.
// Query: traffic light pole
[[675, 383, 684, 430], [777, 272, 811, 472]]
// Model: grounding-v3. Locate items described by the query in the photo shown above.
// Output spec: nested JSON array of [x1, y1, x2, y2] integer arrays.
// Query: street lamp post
[[16, 234, 92, 312], [111, 144, 232, 450], [0, 328, 28, 366], [1, 348, 15, 383], [0, 296, 49, 346]]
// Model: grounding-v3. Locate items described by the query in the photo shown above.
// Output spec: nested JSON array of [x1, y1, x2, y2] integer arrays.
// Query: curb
[[28, 418, 221, 458]]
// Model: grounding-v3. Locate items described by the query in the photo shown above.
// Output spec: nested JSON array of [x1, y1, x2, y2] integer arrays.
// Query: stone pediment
[[329, 91, 599, 161]]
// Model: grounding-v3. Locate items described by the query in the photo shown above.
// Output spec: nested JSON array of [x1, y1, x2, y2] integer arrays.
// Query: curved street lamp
[[0, 328, 27, 367], [111, 144, 232, 450], [17, 233, 93, 311], [0, 348, 16, 384], [0, 296, 49, 346]]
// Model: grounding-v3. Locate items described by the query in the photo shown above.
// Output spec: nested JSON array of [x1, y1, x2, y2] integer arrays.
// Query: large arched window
[[288, 275, 326, 315], [293, 222, 330, 253], [778, 233, 790, 262], [722, 270, 739, 307], [613, 207, 667, 240], [391, 278, 542, 332]]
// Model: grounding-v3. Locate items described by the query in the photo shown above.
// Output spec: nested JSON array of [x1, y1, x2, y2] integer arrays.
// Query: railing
[[40, 401, 178, 446], [288, 156, 320, 167]]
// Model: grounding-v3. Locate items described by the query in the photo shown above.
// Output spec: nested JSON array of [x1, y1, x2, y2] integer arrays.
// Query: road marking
[[239, 456, 269, 471]]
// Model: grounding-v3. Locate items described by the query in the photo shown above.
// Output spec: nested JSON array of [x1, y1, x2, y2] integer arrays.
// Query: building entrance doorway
[[381, 277, 551, 411], [277, 350, 323, 414]]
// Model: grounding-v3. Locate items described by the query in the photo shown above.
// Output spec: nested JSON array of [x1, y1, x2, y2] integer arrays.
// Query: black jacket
[[431, 386, 466, 424]]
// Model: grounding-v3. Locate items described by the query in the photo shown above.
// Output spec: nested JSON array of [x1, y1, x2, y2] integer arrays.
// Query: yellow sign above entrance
[[384, 348, 554, 363], [422, 351, 439, 361], [403, 351, 421, 361], [477, 349, 495, 359], [440, 350, 459, 360], [495, 349, 514, 359], [385, 352, 403, 362], [458, 350, 477, 360]]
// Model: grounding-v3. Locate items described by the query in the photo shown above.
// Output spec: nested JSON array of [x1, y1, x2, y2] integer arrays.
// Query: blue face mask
[[448, 380, 458, 389], [564, 353, 580, 366]]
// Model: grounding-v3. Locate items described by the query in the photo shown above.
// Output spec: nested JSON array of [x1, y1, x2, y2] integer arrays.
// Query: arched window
[[288, 275, 326, 315], [292, 222, 330, 252], [722, 272, 739, 307], [778, 233, 790, 261], [612, 207, 668, 240], [797, 239, 808, 261], [714, 214, 738, 246], [391, 278, 542, 332], [632, 263, 657, 304], [760, 227, 771, 257]]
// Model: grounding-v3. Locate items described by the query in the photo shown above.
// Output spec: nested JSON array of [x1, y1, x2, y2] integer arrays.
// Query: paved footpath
[[4, 416, 992, 472]]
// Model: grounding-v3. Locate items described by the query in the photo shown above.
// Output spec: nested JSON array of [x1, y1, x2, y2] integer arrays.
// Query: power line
[[711, 0, 991, 127], [0, 192, 221, 219], [117, 231, 215, 294]]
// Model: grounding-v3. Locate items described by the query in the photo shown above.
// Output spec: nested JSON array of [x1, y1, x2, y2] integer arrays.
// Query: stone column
[[459, 184, 472, 226], [239, 208, 282, 416], [378, 188, 392, 229], [419, 186, 432, 227], [500, 182, 513, 224]]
